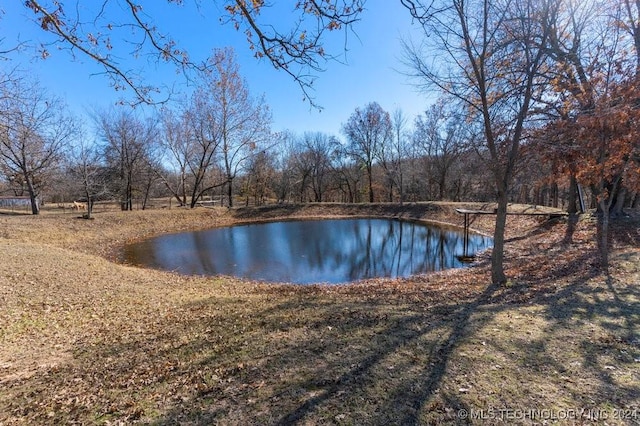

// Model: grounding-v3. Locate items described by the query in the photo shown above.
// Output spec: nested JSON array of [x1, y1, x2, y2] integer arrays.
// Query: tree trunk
[[367, 166, 374, 203], [121, 176, 133, 211], [567, 174, 578, 214], [142, 191, 149, 210], [611, 185, 626, 217], [227, 178, 234, 208], [25, 176, 40, 215], [127, 181, 133, 211], [189, 191, 198, 208], [299, 174, 308, 203], [519, 184, 528, 204], [551, 182, 559, 208], [597, 200, 610, 272], [181, 173, 188, 207], [491, 189, 509, 285], [344, 180, 354, 203], [158, 178, 186, 207]]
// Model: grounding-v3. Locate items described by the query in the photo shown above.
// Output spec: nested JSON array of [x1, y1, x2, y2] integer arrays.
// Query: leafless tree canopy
[[0, 76, 77, 214], [401, 0, 553, 283], [342, 102, 392, 203], [21, 0, 365, 106]]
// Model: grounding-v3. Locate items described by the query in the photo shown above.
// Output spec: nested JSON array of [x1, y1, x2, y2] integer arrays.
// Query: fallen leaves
[[0, 205, 638, 424]]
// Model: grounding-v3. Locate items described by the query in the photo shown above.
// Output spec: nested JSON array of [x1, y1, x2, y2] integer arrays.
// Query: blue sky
[[1, 2, 433, 138]]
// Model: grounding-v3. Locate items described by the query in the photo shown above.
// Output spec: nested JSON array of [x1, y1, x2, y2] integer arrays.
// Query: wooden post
[[463, 212, 469, 257], [577, 184, 586, 213]]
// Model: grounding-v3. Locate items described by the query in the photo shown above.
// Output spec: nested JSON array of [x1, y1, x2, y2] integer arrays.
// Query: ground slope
[[0, 203, 638, 425]]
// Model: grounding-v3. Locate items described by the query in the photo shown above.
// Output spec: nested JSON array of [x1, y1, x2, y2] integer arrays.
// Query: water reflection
[[124, 218, 492, 284]]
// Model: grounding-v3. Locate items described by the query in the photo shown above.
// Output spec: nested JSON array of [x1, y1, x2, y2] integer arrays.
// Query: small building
[[0, 196, 36, 210]]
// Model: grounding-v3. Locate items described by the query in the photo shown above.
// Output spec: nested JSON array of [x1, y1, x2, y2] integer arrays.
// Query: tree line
[[0, 57, 497, 216], [2, 58, 629, 218]]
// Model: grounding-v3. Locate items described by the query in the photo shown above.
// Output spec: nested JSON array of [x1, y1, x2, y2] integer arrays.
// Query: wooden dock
[[455, 207, 568, 258], [455, 208, 568, 217]]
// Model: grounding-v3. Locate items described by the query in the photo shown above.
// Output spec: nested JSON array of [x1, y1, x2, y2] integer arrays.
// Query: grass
[[0, 202, 638, 425]]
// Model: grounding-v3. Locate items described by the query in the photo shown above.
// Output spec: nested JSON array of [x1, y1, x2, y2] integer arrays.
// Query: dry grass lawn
[[0, 202, 638, 425]]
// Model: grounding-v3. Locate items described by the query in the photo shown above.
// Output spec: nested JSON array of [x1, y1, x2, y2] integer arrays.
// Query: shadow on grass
[[609, 212, 640, 247], [232, 203, 309, 220], [562, 213, 580, 245], [504, 215, 565, 245], [0, 210, 32, 216], [3, 216, 639, 425], [536, 269, 640, 408], [269, 282, 502, 425], [131, 280, 504, 425], [231, 203, 444, 222]]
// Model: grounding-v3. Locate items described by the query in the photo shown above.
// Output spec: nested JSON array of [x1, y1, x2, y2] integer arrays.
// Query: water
[[124, 218, 492, 284]]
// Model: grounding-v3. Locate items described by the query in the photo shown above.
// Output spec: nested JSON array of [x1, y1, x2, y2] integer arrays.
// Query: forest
[[1, 1, 639, 217]]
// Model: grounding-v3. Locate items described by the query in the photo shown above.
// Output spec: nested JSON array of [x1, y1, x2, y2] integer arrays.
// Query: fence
[[0, 196, 36, 212]]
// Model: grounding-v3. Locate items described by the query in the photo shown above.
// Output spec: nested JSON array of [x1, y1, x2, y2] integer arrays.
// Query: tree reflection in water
[[124, 218, 492, 284]]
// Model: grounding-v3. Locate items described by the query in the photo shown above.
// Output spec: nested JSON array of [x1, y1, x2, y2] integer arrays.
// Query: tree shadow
[[3, 215, 638, 425], [609, 212, 640, 247], [267, 281, 501, 425], [562, 213, 580, 245], [504, 215, 565, 244], [231, 202, 447, 222], [0, 210, 31, 216], [232, 203, 309, 220], [536, 268, 640, 406], [129, 278, 504, 425]]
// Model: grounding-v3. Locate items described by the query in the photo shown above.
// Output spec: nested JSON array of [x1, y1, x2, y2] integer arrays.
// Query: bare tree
[[172, 48, 271, 208], [306, 132, 337, 203], [331, 139, 364, 203], [21, 1, 365, 106], [413, 100, 467, 201], [182, 90, 224, 208], [138, 145, 163, 210], [97, 109, 156, 211], [391, 109, 411, 203], [156, 106, 193, 207], [271, 131, 297, 204], [0, 76, 76, 214], [402, 0, 552, 284], [377, 108, 410, 202], [290, 141, 314, 203], [289, 132, 336, 202], [205, 48, 271, 208], [242, 149, 276, 206], [68, 137, 110, 219], [342, 102, 392, 203]]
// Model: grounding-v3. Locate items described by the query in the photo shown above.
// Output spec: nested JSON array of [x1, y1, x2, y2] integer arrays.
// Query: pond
[[124, 218, 492, 284]]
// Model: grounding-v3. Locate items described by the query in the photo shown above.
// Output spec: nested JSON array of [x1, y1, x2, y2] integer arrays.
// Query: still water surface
[[124, 218, 492, 284]]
